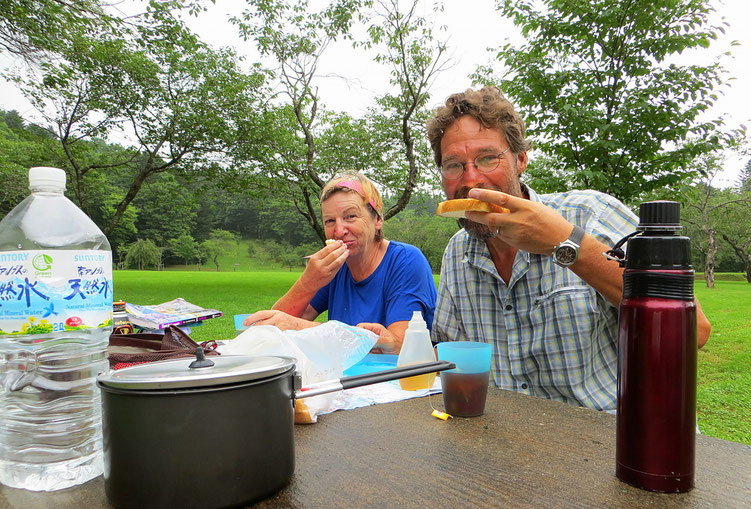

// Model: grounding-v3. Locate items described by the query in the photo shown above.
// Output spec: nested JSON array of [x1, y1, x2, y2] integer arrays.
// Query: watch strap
[[568, 224, 585, 247], [552, 225, 586, 267]]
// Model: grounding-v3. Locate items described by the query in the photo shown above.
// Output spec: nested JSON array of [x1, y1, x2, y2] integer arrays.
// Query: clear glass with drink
[[437, 342, 492, 417]]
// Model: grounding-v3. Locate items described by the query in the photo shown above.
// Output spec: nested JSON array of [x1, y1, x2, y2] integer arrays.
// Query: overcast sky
[[2, 0, 748, 186]]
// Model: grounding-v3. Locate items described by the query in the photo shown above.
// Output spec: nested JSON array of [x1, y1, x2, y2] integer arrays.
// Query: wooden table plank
[[2, 388, 750, 508], [260, 388, 751, 508]]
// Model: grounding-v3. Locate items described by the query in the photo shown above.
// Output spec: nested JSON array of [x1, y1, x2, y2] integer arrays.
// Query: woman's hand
[[357, 322, 403, 354], [244, 309, 319, 331], [299, 240, 349, 292], [270, 242, 346, 318]]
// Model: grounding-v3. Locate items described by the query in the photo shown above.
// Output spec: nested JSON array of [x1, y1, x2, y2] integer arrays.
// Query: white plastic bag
[[217, 321, 377, 423]]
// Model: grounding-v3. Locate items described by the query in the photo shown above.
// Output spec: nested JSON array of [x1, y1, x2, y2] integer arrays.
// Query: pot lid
[[97, 355, 297, 390]]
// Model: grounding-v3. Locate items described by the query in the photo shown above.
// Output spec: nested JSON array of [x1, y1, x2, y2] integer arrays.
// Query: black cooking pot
[[96, 353, 453, 509]]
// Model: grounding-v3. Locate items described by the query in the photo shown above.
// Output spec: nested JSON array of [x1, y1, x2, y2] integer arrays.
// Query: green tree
[[195, 244, 207, 271], [359, 0, 450, 217], [124, 238, 163, 270], [0, 110, 63, 213], [131, 173, 199, 244], [195, 183, 320, 245], [718, 189, 751, 282], [738, 158, 751, 193], [97, 190, 138, 256], [250, 239, 283, 267], [15, 7, 267, 237], [230, 0, 449, 241], [383, 208, 458, 272], [478, 0, 739, 203], [200, 229, 238, 272], [280, 246, 304, 272], [0, 0, 111, 61], [0, 162, 28, 217], [682, 156, 751, 287], [169, 234, 198, 266], [232, 0, 377, 242], [361, 0, 449, 219]]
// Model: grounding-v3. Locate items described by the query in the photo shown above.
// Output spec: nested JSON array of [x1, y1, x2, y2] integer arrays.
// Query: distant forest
[[0, 109, 460, 271], [2, 0, 749, 284], [3, 109, 750, 277]]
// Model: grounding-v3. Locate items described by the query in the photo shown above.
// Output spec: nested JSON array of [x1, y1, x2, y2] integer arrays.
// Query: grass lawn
[[113, 270, 307, 340], [693, 281, 751, 445], [113, 270, 750, 445]]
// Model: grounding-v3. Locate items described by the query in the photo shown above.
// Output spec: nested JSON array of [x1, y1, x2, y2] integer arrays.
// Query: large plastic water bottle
[[0, 167, 112, 491]]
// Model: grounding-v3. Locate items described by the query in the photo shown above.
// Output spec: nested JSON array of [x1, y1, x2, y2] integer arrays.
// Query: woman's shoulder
[[382, 241, 432, 279], [386, 240, 426, 260]]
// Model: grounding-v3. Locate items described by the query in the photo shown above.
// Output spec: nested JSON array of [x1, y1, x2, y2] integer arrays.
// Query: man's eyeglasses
[[440, 148, 510, 179]]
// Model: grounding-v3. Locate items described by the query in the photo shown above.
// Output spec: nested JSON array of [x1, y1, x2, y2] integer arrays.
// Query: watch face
[[555, 246, 577, 265]]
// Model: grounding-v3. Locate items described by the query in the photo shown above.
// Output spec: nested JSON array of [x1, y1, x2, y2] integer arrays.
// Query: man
[[428, 87, 710, 412]]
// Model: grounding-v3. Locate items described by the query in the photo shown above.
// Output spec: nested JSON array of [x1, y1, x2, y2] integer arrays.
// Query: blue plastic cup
[[234, 314, 252, 336], [437, 342, 492, 417]]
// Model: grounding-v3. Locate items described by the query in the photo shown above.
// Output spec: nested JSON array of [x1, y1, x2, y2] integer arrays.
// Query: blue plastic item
[[343, 354, 398, 377], [437, 342, 492, 374], [234, 314, 252, 335]]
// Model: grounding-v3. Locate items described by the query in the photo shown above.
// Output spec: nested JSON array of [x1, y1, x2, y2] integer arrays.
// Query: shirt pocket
[[529, 285, 599, 388]]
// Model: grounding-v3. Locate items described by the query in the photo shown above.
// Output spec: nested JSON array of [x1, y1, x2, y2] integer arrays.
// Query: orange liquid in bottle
[[398, 372, 436, 391]]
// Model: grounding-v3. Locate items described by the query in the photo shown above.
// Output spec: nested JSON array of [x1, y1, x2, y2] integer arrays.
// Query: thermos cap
[[626, 200, 692, 271], [638, 201, 681, 231]]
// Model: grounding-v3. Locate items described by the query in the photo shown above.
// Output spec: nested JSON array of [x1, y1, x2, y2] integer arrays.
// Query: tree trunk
[[297, 185, 325, 242], [104, 170, 149, 236], [704, 228, 717, 288], [384, 114, 418, 220], [721, 233, 751, 283]]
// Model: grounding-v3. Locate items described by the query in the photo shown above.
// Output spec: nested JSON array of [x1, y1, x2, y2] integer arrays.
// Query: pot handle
[[295, 360, 455, 399]]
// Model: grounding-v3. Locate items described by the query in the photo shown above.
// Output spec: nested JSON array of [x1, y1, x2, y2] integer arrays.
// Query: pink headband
[[335, 180, 379, 213]]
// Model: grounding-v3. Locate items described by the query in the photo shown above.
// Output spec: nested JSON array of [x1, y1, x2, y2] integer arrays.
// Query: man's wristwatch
[[552, 225, 585, 267]]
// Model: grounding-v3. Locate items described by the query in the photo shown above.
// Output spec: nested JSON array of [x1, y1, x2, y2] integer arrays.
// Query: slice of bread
[[436, 198, 510, 218]]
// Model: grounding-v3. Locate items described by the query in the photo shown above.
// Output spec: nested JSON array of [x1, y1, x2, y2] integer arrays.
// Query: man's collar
[[522, 182, 541, 203]]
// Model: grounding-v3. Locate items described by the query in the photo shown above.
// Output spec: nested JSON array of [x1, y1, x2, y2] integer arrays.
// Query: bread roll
[[294, 399, 315, 424], [436, 198, 510, 218]]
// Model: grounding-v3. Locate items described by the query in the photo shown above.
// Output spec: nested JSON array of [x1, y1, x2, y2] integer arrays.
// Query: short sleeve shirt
[[310, 241, 437, 329], [431, 187, 638, 412]]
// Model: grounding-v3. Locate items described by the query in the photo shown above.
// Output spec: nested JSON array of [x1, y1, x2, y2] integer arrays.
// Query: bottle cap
[[626, 200, 692, 271], [409, 310, 427, 331], [637, 201, 682, 231], [29, 167, 66, 191]]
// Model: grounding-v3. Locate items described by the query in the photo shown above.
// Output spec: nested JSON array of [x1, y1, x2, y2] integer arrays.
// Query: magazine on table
[[125, 298, 222, 330]]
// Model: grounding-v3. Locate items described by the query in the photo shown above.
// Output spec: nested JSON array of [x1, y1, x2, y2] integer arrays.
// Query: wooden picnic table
[[1, 387, 750, 508]]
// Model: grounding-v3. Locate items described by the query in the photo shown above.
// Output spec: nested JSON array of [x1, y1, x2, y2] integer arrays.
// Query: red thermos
[[615, 201, 697, 493]]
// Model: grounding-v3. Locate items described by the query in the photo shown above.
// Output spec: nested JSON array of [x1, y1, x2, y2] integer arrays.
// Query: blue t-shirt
[[310, 241, 437, 329]]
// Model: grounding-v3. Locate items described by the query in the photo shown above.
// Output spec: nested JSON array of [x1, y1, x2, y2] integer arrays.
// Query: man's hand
[[466, 187, 573, 254], [298, 240, 349, 292], [357, 322, 401, 354], [244, 309, 319, 331]]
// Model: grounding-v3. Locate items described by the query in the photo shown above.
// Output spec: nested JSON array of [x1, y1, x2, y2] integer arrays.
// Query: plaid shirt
[[432, 187, 638, 412]]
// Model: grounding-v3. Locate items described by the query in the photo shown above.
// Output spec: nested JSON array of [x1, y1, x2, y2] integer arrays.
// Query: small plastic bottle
[[397, 311, 437, 390], [0, 167, 113, 491]]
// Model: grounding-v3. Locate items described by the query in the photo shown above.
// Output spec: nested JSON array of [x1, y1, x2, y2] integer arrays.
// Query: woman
[[243, 171, 436, 354]]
